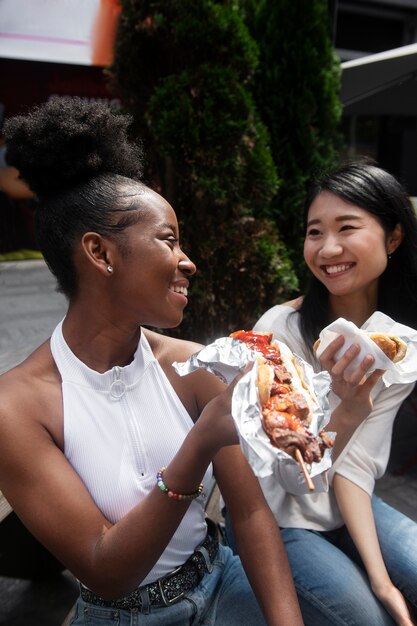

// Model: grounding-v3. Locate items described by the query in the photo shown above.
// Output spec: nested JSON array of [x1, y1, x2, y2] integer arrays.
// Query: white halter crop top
[[50, 320, 212, 586]]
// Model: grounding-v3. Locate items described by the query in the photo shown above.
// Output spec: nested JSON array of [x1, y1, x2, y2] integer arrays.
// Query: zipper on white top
[[110, 365, 127, 399]]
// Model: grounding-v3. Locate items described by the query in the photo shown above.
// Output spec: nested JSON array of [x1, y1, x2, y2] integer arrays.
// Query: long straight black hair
[[297, 159, 417, 353]]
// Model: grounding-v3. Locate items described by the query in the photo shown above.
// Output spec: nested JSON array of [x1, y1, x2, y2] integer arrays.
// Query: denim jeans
[[69, 544, 266, 625], [225, 496, 417, 626]]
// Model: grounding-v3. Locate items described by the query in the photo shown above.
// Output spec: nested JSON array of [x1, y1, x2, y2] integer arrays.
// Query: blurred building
[[1, 0, 416, 252], [333, 0, 417, 195], [0, 0, 121, 253]]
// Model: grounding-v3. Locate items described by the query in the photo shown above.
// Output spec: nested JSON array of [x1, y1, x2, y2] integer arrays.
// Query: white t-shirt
[[254, 304, 414, 531]]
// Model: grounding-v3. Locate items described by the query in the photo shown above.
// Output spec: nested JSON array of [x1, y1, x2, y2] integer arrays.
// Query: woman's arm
[[333, 474, 415, 625], [171, 341, 304, 624], [322, 334, 414, 484], [0, 166, 34, 199], [215, 446, 304, 625], [0, 366, 240, 599]]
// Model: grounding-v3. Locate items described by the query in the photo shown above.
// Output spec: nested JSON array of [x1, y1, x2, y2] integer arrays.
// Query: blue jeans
[[225, 496, 417, 626], [69, 544, 266, 625]]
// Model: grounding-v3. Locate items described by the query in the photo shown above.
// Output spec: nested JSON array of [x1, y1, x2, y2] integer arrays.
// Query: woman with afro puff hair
[[0, 97, 304, 625]]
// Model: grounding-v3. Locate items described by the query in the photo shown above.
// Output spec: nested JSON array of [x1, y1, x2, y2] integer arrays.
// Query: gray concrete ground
[[0, 260, 75, 625], [0, 260, 67, 375], [0, 259, 416, 624]]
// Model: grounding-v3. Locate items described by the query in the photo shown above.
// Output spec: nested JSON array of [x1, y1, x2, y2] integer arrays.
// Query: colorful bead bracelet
[[156, 467, 204, 501]]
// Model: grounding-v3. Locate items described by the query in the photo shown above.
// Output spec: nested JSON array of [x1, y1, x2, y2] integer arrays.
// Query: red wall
[[0, 57, 118, 122], [0, 57, 118, 252]]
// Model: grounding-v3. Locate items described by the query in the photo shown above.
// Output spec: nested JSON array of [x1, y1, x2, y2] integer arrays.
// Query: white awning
[[0, 0, 120, 67], [341, 43, 417, 116]]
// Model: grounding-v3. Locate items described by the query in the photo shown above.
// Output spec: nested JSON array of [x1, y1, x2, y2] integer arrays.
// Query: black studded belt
[[80, 520, 219, 612]]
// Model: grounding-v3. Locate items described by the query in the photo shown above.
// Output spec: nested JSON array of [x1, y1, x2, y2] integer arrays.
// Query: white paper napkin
[[314, 312, 417, 385]]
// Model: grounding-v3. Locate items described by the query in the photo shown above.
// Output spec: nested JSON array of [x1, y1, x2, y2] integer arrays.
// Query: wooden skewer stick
[[295, 449, 315, 491]]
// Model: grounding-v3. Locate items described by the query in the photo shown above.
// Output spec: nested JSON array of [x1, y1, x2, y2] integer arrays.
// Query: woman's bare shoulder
[[0, 342, 63, 441], [282, 296, 304, 310], [0, 340, 58, 386]]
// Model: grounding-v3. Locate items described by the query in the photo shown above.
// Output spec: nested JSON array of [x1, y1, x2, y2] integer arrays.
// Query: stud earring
[[107, 265, 114, 274], [387, 253, 392, 260]]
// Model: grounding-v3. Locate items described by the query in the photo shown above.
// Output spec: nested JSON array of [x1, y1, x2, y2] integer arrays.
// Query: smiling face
[[303, 191, 391, 303], [112, 186, 196, 329]]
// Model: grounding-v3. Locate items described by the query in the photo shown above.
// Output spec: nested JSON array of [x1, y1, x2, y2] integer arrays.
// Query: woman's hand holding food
[[320, 336, 385, 457], [193, 370, 247, 453], [321, 334, 385, 420]]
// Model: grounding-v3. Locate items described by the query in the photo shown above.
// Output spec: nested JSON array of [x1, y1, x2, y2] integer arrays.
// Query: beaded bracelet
[[156, 467, 204, 501]]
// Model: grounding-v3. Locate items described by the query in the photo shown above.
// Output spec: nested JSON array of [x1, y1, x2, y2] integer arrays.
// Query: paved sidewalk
[[0, 259, 67, 373]]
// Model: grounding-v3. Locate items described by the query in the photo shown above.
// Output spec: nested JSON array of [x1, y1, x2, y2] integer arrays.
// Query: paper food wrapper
[[173, 337, 256, 384], [173, 336, 334, 479], [314, 311, 417, 386]]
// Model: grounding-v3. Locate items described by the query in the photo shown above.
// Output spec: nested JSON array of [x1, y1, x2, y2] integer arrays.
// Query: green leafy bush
[[110, 0, 298, 341], [246, 0, 342, 284]]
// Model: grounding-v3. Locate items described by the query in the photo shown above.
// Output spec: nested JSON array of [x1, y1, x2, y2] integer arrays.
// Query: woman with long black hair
[[253, 159, 417, 625]]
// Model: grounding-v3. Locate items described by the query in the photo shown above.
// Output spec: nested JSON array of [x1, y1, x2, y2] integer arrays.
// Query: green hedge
[[110, 0, 298, 342], [247, 0, 342, 282]]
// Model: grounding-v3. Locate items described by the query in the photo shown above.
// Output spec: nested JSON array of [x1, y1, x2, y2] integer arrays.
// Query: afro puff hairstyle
[[4, 96, 144, 198], [3, 97, 147, 297]]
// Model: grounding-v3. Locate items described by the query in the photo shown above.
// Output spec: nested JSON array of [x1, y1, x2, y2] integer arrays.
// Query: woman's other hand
[[372, 579, 416, 626]]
